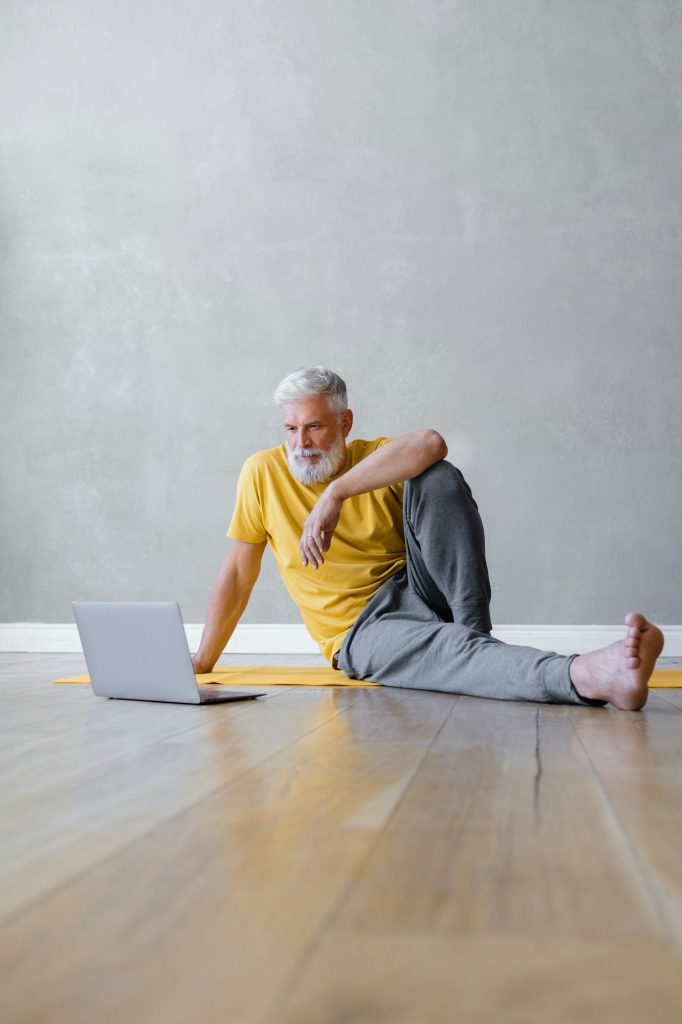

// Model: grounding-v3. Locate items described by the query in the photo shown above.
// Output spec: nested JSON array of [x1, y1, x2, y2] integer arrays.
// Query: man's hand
[[300, 489, 344, 569], [191, 653, 211, 675]]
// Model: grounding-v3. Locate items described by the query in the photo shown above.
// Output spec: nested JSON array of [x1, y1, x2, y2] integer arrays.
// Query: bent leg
[[403, 461, 493, 634], [338, 459, 606, 706]]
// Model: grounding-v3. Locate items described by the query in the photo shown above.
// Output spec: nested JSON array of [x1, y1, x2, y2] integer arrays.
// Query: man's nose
[[296, 429, 312, 449]]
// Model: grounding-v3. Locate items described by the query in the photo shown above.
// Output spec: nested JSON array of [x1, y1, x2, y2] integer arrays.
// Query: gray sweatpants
[[336, 460, 607, 707]]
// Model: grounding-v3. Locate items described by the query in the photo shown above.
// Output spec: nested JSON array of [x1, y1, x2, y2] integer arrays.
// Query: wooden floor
[[2, 652, 682, 1024]]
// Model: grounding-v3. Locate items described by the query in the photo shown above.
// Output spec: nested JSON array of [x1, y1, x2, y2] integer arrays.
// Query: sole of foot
[[569, 612, 665, 710]]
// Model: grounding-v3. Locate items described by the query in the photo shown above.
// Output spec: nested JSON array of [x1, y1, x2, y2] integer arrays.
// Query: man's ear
[[340, 408, 353, 438]]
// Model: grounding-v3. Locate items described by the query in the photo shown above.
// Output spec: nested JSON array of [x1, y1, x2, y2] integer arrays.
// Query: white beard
[[286, 432, 347, 485]]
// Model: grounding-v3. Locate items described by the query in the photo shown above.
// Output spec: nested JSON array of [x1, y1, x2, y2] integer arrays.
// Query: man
[[192, 366, 664, 710]]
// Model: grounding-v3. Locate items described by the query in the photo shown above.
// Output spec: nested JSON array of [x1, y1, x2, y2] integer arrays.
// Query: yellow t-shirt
[[226, 438, 407, 664]]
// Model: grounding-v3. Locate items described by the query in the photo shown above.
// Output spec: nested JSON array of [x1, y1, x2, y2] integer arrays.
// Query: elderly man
[[193, 366, 664, 710]]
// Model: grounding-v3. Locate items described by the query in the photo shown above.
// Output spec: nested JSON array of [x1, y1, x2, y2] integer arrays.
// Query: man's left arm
[[300, 430, 448, 569]]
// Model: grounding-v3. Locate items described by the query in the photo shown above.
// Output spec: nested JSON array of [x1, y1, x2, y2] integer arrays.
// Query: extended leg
[[337, 577, 602, 705]]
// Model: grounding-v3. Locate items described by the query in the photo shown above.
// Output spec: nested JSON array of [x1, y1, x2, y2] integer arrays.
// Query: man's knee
[[405, 460, 469, 501], [404, 460, 480, 524]]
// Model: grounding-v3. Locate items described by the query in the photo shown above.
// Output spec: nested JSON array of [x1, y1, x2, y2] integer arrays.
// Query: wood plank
[[569, 701, 682, 949], [4, 656, 682, 1023], [0, 656, 90, 701], [649, 689, 682, 712], [277, 932, 682, 1024], [268, 696, 679, 1023], [0, 685, 363, 921], [1, 687, 455, 1023], [0, 679, 284, 758]]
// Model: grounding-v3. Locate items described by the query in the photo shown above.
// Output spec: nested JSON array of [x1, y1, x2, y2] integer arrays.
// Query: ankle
[[569, 655, 610, 707], [569, 655, 595, 701]]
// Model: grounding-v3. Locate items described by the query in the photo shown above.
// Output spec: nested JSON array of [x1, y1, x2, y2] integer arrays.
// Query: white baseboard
[[1, 622, 681, 656]]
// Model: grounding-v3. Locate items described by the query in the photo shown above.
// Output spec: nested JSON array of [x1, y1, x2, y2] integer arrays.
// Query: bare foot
[[569, 613, 665, 710]]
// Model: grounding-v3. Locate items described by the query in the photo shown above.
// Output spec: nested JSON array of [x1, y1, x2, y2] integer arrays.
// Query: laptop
[[71, 601, 266, 705]]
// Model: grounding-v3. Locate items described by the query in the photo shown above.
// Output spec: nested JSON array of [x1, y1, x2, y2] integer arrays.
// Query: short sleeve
[[226, 457, 268, 544], [358, 437, 394, 457]]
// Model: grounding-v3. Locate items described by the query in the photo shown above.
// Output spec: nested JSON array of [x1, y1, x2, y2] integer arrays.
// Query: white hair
[[273, 366, 348, 414]]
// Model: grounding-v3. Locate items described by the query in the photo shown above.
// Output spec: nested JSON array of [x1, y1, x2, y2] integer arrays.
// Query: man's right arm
[[191, 539, 267, 673]]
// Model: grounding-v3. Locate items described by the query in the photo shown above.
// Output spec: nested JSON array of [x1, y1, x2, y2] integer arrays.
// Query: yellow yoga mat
[[51, 667, 682, 688], [52, 666, 379, 687], [647, 670, 682, 688]]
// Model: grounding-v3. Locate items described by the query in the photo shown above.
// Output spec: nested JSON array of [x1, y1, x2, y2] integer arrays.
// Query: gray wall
[[2, 0, 680, 627]]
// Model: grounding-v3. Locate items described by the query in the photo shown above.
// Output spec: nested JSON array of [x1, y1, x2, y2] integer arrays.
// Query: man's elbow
[[424, 430, 448, 460]]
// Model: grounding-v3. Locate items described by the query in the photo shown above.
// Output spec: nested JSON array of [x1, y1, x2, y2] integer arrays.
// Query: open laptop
[[72, 601, 265, 705]]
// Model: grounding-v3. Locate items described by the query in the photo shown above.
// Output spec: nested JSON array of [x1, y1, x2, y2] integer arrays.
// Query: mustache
[[293, 447, 324, 457]]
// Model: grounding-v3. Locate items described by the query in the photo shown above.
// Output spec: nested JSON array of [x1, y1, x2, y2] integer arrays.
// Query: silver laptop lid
[[72, 601, 202, 704]]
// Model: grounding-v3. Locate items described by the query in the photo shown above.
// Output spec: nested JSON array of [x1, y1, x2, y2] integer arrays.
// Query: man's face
[[280, 395, 353, 485]]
